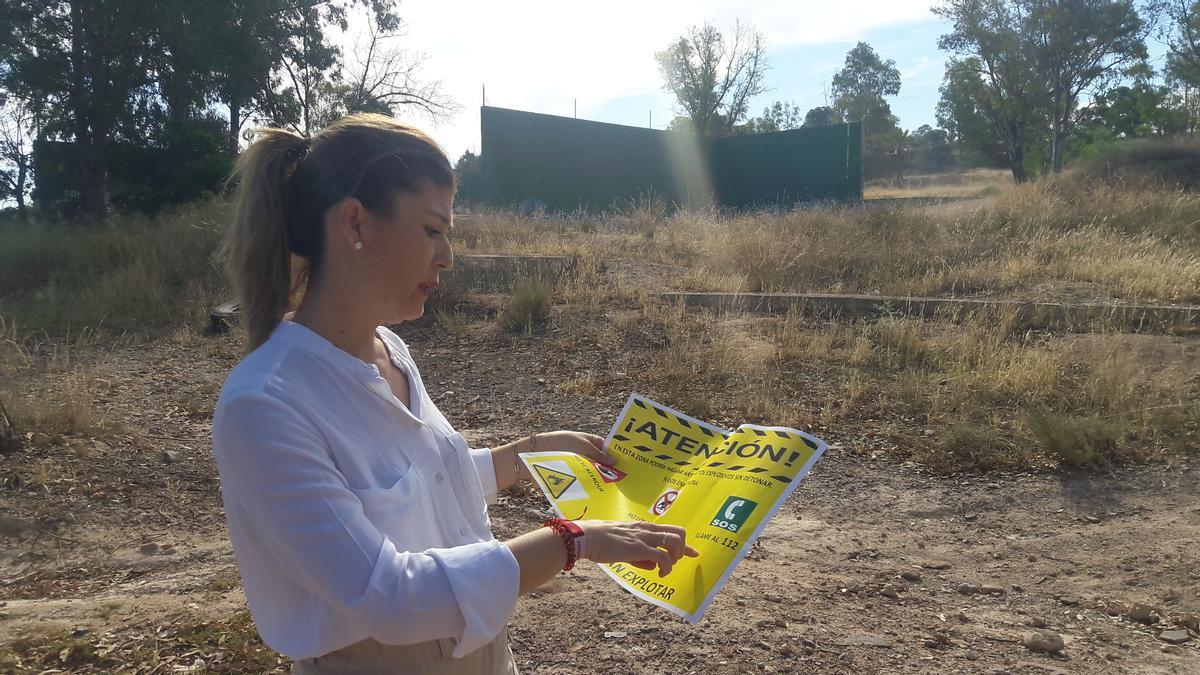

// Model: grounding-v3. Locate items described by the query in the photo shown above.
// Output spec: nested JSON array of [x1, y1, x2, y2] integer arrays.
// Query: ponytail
[[224, 129, 310, 351]]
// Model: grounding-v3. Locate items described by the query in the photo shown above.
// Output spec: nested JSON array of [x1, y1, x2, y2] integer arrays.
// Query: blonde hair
[[224, 114, 454, 351]]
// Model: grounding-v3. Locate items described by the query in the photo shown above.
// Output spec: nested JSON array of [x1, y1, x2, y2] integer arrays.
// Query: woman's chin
[[392, 302, 425, 324]]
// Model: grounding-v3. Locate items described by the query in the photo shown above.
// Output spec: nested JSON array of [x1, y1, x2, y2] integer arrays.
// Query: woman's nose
[[434, 238, 453, 271]]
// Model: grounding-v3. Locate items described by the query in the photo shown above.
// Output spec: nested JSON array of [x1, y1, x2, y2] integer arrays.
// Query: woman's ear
[[331, 198, 367, 250]]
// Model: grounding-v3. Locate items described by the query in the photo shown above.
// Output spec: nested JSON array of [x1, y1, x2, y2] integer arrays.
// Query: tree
[[211, 0, 287, 155], [830, 42, 906, 179], [454, 150, 480, 174], [656, 21, 770, 137], [324, 7, 457, 123], [908, 125, 958, 173], [1035, 1, 1148, 173], [0, 94, 36, 217], [1164, 0, 1200, 84], [1076, 77, 1189, 138], [1163, 0, 1200, 134], [935, 57, 1009, 167], [831, 42, 902, 120], [1, 0, 158, 217], [665, 116, 696, 133], [803, 106, 841, 127], [935, 0, 1045, 182], [737, 100, 804, 134]]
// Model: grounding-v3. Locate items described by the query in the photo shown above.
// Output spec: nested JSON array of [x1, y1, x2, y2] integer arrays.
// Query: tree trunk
[[1050, 128, 1066, 174], [165, 77, 191, 127], [1004, 121, 1027, 184], [69, 0, 106, 219], [1009, 144, 1027, 184], [76, 141, 107, 218], [228, 92, 242, 156], [15, 158, 27, 217]]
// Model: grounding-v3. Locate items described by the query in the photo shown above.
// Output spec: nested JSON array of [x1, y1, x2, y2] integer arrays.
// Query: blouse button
[[459, 527, 467, 536], [435, 473, 444, 483]]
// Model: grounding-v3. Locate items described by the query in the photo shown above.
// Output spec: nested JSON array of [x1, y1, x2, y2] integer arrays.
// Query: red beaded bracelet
[[543, 517, 584, 571]]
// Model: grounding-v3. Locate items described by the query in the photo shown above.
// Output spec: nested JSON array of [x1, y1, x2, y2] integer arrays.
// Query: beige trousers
[[290, 630, 518, 675]]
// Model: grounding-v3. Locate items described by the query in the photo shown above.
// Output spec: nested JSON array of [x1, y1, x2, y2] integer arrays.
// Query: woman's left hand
[[532, 430, 617, 468]]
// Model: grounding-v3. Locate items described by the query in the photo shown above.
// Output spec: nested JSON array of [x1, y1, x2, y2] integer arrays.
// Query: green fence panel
[[476, 106, 861, 211]]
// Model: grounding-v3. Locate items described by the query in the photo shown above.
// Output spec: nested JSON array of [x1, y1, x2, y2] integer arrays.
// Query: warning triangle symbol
[[534, 464, 578, 500]]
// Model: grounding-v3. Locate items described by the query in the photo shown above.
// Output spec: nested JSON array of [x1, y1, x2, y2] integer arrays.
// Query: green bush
[[499, 279, 553, 333], [1073, 137, 1200, 190]]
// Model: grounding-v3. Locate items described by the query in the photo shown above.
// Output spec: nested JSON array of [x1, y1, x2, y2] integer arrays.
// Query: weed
[[499, 279, 554, 333], [434, 310, 469, 336], [8, 367, 114, 439], [556, 371, 600, 397], [918, 423, 1027, 473], [1025, 411, 1121, 468]]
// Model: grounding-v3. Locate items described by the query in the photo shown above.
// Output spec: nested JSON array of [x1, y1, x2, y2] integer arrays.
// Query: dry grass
[[2, 365, 124, 451], [596, 295, 1198, 472], [498, 278, 555, 333], [673, 181, 1200, 304], [1, 167, 1196, 473], [863, 168, 1012, 200], [0, 199, 228, 338], [464, 171, 1197, 306]]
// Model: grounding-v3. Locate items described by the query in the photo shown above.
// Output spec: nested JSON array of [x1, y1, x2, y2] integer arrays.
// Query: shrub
[[1025, 411, 1121, 468], [499, 279, 553, 333]]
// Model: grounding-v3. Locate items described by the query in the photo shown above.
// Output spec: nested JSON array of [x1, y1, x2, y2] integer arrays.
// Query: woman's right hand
[[576, 520, 699, 577]]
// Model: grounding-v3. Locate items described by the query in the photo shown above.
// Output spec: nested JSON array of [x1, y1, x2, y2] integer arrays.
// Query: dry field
[[1, 170, 1198, 672], [863, 169, 1012, 200]]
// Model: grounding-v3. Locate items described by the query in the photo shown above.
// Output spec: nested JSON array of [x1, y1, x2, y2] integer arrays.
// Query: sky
[[371, 0, 950, 162]]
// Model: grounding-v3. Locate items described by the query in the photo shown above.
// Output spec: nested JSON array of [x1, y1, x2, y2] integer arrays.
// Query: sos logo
[[711, 496, 758, 533]]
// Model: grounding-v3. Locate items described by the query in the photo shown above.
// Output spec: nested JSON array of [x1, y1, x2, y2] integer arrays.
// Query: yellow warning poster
[[520, 393, 827, 622]]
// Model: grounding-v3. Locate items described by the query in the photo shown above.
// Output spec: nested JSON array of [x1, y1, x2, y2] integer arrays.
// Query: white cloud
[[347, 1, 938, 158]]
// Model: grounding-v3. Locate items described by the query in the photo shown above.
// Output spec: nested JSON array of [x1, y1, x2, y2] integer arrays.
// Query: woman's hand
[[530, 430, 616, 467], [577, 520, 700, 577], [494, 431, 617, 490]]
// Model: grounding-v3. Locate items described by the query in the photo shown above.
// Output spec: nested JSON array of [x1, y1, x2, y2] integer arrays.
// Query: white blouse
[[210, 320, 519, 659]]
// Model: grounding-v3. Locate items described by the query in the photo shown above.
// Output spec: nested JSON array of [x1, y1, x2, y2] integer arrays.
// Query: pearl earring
[[354, 241, 363, 250]]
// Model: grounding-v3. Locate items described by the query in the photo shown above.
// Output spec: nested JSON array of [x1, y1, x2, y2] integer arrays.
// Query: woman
[[212, 113, 697, 674]]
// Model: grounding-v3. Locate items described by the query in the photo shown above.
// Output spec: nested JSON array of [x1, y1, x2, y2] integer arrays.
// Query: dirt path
[[2, 328, 1197, 673]]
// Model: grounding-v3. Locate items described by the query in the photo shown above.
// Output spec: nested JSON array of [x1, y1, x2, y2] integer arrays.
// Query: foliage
[[1070, 77, 1193, 162], [908, 125, 957, 173], [935, 0, 1046, 183], [455, 150, 480, 174], [1164, 0, 1200, 87], [803, 106, 841, 128], [0, 0, 454, 219], [655, 21, 770, 137], [1, 0, 161, 216], [936, 0, 1150, 180], [830, 42, 906, 179], [936, 57, 1010, 168], [1069, 135, 1200, 189], [831, 42, 902, 120], [499, 279, 554, 333], [736, 101, 804, 134], [1036, 0, 1147, 173], [0, 95, 35, 216]]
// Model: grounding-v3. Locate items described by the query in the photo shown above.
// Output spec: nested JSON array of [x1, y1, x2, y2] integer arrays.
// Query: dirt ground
[[2, 315, 1198, 674]]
